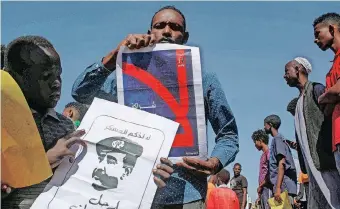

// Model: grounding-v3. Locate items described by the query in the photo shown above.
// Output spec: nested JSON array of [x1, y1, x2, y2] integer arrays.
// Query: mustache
[[159, 37, 175, 43], [92, 168, 118, 189]]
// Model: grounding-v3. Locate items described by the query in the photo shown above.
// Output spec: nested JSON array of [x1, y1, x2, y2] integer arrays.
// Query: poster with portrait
[[116, 44, 207, 162], [30, 98, 179, 209]]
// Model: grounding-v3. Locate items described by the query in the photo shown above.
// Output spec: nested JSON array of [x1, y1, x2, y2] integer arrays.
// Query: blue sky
[[2, 1, 338, 201]]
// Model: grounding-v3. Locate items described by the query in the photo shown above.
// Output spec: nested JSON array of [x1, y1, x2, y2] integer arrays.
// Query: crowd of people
[[1, 5, 340, 209]]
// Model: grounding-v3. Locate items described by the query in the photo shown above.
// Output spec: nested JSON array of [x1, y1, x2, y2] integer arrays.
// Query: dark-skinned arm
[[242, 187, 247, 209], [274, 155, 286, 203], [242, 176, 248, 209], [319, 79, 340, 104]]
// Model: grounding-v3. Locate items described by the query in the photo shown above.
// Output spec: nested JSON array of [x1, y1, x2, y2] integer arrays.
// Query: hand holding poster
[[116, 44, 207, 162], [31, 98, 179, 209]]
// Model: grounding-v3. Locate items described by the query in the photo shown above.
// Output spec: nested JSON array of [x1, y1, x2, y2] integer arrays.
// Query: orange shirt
[[326, 49, 340, 151], [298, 172, 309, 184], [207, 187, 240, 209], [206, 182, 216, 201]]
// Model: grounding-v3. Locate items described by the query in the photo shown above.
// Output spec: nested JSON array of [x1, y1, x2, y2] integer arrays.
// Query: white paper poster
[[30, 98, 179, 209], [116, 44, 207, 162]]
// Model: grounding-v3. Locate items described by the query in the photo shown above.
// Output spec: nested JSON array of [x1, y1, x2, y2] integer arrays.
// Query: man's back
[[207, 187, 240, 209]]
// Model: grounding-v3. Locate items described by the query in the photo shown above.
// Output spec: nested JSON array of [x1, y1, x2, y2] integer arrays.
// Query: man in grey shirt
[[264, 115, 297, 206], [230, 163, 248, 209]]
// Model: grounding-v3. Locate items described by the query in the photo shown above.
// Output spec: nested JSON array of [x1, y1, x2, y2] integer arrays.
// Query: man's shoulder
[[273, 134, 285, 142], [55, 112, 76, 131], [240, 175, 247, 179], [310, 81, 324, 87], [201, 70, 219, 84], [310, 81, 325, 90]]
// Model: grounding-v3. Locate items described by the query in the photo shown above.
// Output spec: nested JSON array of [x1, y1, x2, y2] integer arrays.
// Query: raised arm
[[71, 62, 117, 104], [205, 71, 239, 168], [72, 34, 157, 104]]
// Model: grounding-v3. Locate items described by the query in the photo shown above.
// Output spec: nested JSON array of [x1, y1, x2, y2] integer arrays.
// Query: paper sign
[[30, 98, 179, 209], [267, 191, 293, 209], [1, 70, 52, 188], [116, 44, 207, 162]]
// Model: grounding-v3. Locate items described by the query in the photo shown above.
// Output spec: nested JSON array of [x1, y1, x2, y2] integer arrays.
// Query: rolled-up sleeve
[[203, 71, 239, 167], [72, 62, 117, 104]]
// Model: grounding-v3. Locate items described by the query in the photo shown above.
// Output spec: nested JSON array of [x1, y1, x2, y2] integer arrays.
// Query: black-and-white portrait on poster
[[30, 98, 179, 209], [92, 136, 143, 191]]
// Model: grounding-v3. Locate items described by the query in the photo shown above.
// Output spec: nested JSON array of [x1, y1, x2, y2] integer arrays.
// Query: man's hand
[[257, 186, 263, 194], [153, 157, 174, 188], [318, 92, 327, 104], [176, 157, 221, 177], [46, 130, 86, 166], [274, 188, 282, 204], [294, 199, 301, 209], [255, 198, 260, 206], [208, 175, 217, 184], [102, 34, 156, 70], [319, 91, 340, 104]]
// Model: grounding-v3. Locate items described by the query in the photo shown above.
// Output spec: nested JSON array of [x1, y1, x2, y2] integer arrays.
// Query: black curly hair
[[251, 129, 269, 145], [65, 102, 89, 122]]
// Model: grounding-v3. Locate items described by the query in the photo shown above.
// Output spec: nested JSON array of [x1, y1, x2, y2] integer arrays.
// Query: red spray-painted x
[[123, 49, 194, 147]]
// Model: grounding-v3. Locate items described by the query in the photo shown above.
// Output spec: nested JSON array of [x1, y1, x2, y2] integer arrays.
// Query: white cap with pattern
[[294, 57, 312, 74]]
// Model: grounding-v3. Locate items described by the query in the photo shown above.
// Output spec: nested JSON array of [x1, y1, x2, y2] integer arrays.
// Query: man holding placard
[[2, 35, 86, 209], [72, 6, 239, 208]]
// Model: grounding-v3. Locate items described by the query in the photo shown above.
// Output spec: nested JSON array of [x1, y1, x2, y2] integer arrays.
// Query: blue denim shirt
[[72, 62, 239, 204]]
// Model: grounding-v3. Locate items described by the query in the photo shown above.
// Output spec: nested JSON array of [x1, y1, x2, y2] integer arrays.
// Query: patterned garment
[[1, 109, 75, 209], [206, 187, 239, 209], [151, 200, 206, 209], [72, 61, 239, 204], [258, 150, 269, 185], [260, 187, 271, 209], [295, 96, 340, 209]]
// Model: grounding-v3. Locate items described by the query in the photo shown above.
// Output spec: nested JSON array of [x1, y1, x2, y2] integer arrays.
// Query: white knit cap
[[294, 57, 312, 74]]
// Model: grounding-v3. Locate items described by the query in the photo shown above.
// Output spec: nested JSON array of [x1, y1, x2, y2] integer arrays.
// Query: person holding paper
[[72, 5, 239, 209], [2, 35, 86, 209], [263, 115, 297, 207]]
